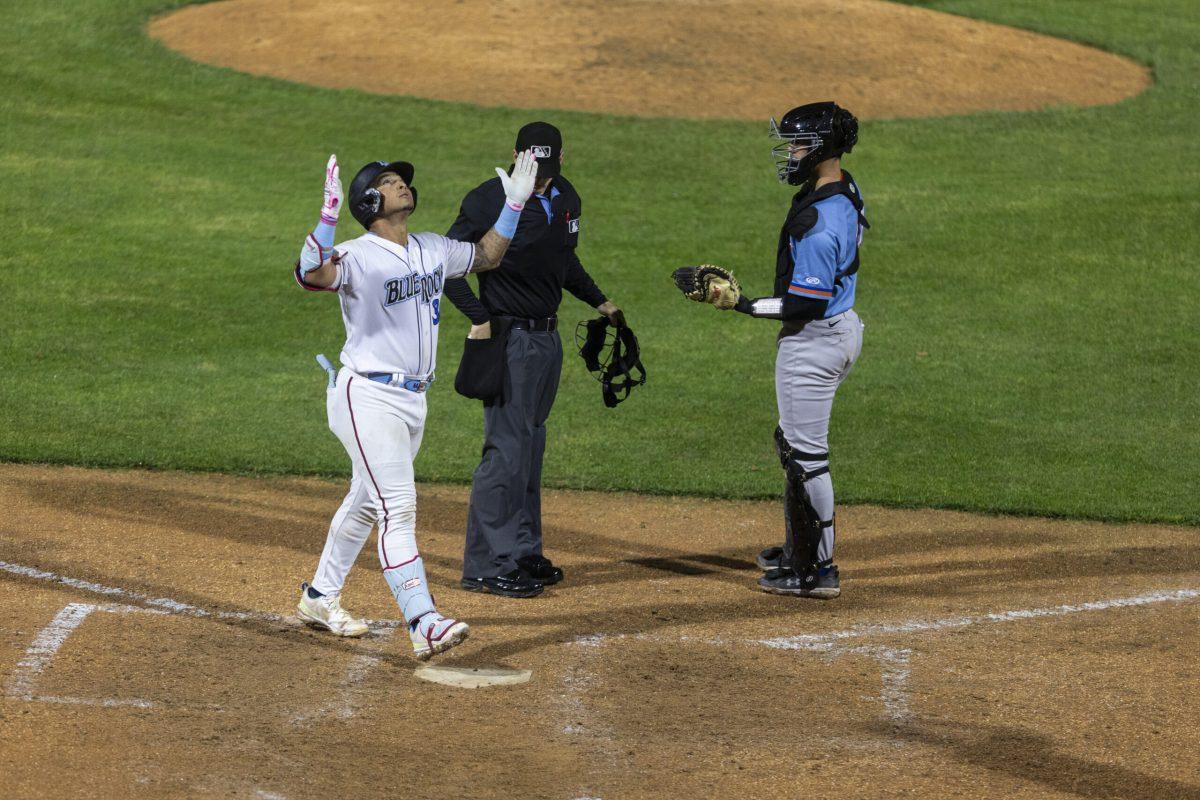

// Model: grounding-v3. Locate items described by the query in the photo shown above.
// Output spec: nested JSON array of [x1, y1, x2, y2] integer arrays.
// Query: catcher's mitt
[[672, 264, 742, 310]]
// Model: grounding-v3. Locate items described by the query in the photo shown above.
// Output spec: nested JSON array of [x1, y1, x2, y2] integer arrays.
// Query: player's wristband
[[313, 217, 337, 249], [494, 200, 523, 239], [737, 296, 784, 318]]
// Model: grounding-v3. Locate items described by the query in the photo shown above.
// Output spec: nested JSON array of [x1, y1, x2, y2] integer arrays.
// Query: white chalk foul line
[[0, 560, 261, 621], [0, 559, 404, 630], [759, 588, 1200, 651]]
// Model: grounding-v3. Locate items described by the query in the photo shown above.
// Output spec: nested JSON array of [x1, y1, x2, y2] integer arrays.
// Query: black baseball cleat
[[756, 546, 784, 571], [517, 554, 564, 586], [460, 568, 545, 598], [758, 564, 840, 599]]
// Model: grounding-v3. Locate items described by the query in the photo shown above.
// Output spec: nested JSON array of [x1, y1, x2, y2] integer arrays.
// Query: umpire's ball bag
[[454, 317, 510, 402]]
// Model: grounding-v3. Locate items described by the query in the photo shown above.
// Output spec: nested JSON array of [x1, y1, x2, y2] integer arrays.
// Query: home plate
[[414, 664, 533, 688]]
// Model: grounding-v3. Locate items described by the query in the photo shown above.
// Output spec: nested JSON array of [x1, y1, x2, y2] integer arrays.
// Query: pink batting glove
[[320, 154, 343, 226]]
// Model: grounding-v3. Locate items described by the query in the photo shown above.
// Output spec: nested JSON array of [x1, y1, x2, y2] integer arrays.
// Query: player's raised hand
[[321, 154, 343, 225], [497, 148, 537, 209]]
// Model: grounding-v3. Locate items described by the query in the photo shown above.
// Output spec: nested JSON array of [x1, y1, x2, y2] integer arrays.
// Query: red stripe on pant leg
[[346, 376, 397, 568], [381, 554, 421, 572]]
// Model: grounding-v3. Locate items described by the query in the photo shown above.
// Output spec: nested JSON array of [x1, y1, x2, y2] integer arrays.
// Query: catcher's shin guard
[[776, 427, 835, 573]]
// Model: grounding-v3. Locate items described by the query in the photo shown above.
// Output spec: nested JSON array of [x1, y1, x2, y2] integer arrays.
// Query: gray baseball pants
[[462, 328, 562, 579], [775, 309, 863, 564]]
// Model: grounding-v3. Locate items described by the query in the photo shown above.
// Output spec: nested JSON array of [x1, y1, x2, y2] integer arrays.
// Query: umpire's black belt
[[503, 315, 557, 333]]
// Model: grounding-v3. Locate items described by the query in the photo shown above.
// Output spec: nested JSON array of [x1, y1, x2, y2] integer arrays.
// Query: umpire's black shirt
[[443, 174, 606, 324]]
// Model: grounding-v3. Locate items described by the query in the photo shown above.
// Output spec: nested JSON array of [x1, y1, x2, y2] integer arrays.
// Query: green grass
[[1, 0, 1197, 524]]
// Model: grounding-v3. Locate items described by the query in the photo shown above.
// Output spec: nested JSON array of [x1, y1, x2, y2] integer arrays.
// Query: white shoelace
[[323, 596, 356, 625]]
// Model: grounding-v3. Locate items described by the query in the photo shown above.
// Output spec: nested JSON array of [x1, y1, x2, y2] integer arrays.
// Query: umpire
[[445, 121, 624, 598]]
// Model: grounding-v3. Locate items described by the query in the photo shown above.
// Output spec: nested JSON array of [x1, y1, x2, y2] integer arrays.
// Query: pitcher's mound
[[149, 0, 1149, 121]]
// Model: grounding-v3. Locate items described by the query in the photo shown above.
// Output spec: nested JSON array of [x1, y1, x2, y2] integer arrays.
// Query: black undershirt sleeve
[[444, 277, 490, 325], [563, 250, 607, 308], [444, 190, 496, 325], [734, 292, 828, 320], [446, 191, 491, 244]]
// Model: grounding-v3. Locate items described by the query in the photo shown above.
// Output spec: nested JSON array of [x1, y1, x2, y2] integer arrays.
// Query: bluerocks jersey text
[[325, 231, 474, 378], [384, 265, 444, 307]]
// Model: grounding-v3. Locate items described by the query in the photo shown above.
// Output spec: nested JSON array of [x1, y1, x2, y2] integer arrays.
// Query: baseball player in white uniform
[[292, 150, 539, 659]]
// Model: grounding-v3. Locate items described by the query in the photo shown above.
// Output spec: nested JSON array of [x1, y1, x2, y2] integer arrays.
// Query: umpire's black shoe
[[756, 546, 784, 571], [758, 565, 840, 599], [460, 568, 544, 598], [517, 555, 564, 586]]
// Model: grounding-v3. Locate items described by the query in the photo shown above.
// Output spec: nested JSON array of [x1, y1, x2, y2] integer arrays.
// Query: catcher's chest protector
[[774, 173, 869, 297]]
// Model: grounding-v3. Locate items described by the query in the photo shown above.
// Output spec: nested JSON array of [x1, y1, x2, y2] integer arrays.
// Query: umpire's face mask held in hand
[[575, 316, 646, 408]]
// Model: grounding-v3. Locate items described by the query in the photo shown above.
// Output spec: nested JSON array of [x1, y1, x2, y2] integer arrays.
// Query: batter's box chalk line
[[4, 560, 1197, 724], [290, 628, 396, 726], [5, 602, 168, 709], [0, 560, 406, 714], [563, 586, 1199, 729]]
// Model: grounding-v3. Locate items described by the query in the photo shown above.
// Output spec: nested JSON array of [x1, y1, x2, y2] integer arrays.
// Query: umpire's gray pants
[[462, 328, 562, 579], [776, 309, 863, 563]]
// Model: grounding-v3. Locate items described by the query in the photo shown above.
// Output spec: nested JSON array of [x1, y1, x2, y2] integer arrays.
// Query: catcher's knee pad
[[783, 450, 830, 484], [774, 426, 829, 477]]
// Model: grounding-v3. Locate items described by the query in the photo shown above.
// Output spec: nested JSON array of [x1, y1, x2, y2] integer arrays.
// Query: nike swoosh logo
[[827, 319, 841, 327]]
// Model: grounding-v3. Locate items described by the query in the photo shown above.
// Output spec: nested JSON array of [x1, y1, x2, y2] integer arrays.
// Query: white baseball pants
[[310, 369, 427, 601]]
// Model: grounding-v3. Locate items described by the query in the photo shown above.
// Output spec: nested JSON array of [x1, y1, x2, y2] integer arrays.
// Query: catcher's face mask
[[575, 317, 646, 408], [770, 101, 858, 186], [770, 118, 825, 186]]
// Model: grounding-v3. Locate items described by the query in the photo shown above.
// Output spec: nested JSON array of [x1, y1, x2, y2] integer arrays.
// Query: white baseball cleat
[[409, 613, 470, 661], [296, 582, 369, 637]]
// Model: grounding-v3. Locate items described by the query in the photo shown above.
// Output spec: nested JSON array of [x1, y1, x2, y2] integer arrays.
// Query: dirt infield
[[148, 0, 1150, 121], [1, 463, 1198, 799]]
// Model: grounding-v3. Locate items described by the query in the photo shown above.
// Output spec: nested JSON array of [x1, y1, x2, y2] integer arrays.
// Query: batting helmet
[[769, 102, 858, 186], [348, 160, 418, 229]]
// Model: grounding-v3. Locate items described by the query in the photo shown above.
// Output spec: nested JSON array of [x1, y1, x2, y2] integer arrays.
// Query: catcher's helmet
[[348, 160, 418, 229], [770, 102, 858, 186]]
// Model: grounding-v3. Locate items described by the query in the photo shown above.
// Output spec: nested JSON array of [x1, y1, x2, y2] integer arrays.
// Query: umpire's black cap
[[515, 121, 561, 178]]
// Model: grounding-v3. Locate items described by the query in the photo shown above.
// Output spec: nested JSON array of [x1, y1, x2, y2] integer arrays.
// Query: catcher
[[673, 101, 866, 598]]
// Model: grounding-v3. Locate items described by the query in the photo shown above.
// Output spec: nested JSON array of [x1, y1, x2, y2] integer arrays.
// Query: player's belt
[[504, 315, 558, 332], [779, 310, 852, 339], [364, 373, 433, 392]]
